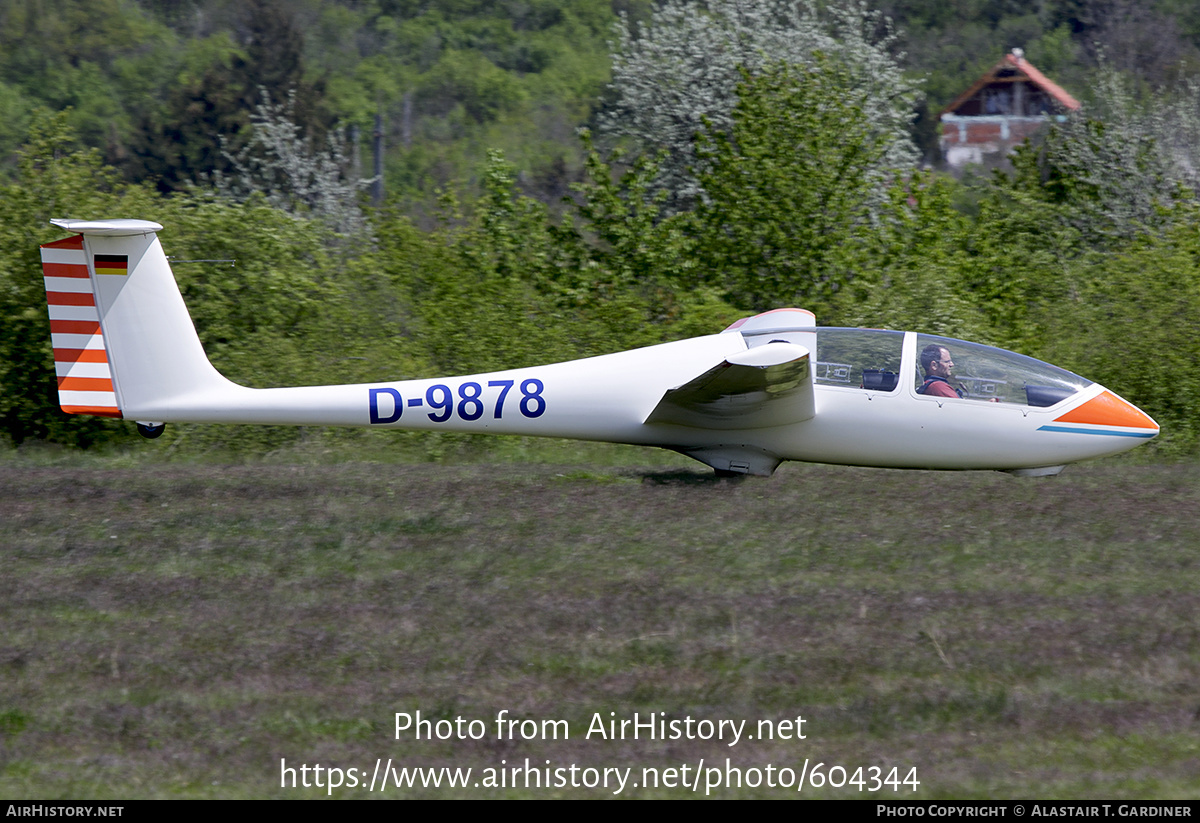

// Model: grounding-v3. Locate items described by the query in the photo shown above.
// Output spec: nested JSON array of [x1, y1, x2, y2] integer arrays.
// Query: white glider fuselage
[[40, 220, 1158, 476], [143, 335, 1152, 474]]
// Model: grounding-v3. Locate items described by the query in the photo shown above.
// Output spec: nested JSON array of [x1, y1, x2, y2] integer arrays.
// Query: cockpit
[[910, 333, 1090, 407], [725, 310, 1091, 409]]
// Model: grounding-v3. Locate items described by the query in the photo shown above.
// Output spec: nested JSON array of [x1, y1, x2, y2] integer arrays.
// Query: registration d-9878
[[368, 378, 545, 425]]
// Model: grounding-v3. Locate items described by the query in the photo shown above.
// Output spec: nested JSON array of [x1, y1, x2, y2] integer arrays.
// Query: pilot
[[917, 344, 963, 398]]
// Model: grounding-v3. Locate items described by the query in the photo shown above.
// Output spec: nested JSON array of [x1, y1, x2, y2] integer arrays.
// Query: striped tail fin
[[39, 219, 236, 425], [40, 233, 122, 417]]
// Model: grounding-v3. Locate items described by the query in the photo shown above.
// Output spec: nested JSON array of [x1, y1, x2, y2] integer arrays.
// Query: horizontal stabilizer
[[49, 219, 163, 236], [644, 342, 814, 430]]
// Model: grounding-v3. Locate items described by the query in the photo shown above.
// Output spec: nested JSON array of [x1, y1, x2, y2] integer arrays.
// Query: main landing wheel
[[137, 422, 166, 439]]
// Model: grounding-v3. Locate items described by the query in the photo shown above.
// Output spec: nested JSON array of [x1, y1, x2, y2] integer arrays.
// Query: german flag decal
[[94, 254, 128, 275]]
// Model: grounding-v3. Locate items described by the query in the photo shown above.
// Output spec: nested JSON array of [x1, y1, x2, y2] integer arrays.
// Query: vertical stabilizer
[[40, 219, 236, 421]]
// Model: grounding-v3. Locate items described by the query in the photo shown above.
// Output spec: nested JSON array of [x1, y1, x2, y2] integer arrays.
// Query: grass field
[[1, 448, 1198, 798]]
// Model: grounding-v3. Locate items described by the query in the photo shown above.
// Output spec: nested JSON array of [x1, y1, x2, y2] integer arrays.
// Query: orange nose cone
[[1054, 390, 1159, 433]]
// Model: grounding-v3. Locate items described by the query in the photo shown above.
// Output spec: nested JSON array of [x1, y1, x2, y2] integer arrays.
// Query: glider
[[40, 218, 1158, 476]]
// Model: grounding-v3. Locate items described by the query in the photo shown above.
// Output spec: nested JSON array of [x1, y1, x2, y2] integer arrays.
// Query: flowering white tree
[[600, 0, 920, 212], [218, 89, 374, 240], [1025, 65, 1200, 243]]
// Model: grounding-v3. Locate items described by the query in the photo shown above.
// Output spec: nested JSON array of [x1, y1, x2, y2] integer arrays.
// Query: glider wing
[[644, 342, 814, 430]]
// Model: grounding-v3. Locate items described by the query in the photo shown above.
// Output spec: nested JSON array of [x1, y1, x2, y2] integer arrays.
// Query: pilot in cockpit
[[918, 344, 1000, 401], [917, 344, 964, 398]]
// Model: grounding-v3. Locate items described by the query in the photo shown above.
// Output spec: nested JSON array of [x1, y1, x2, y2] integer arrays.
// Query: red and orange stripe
[[39, 234, 122, 418]]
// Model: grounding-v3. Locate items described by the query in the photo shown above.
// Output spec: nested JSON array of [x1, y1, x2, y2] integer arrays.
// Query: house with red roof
[[940, 49, 1080, 169]]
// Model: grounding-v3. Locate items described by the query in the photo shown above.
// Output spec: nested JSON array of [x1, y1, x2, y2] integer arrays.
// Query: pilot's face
[[929, 348, 953, 378]]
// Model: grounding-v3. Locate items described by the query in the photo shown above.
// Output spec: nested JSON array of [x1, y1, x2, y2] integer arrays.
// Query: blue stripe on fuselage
[[1037, 425, 1157, 438]]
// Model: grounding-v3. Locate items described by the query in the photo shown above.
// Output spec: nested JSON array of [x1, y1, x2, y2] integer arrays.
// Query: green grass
[[1, 452, 1198, 798]]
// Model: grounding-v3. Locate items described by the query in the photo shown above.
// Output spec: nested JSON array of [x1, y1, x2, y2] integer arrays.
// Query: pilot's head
[[920, 344, 954, 379]]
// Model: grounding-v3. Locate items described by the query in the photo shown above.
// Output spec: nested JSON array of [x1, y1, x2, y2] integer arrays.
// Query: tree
[[124, 33, 249, 193], [392, 155, 570, 377], [845, 173, 992, 342], [124, 0, 330, 193], [601, 0, 919, 211], [217, 90, 373, 241], [550, 131, 711, 341], [694, 60, 895, 318], [1004, 64, 1200, 247]]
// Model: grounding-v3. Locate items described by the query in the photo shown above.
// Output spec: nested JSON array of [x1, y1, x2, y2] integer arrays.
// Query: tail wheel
[[136, 422, 166, 439]]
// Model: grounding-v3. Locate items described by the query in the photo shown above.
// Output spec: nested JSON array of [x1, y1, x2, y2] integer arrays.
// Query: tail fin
[[40, 219, 234, 423]]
